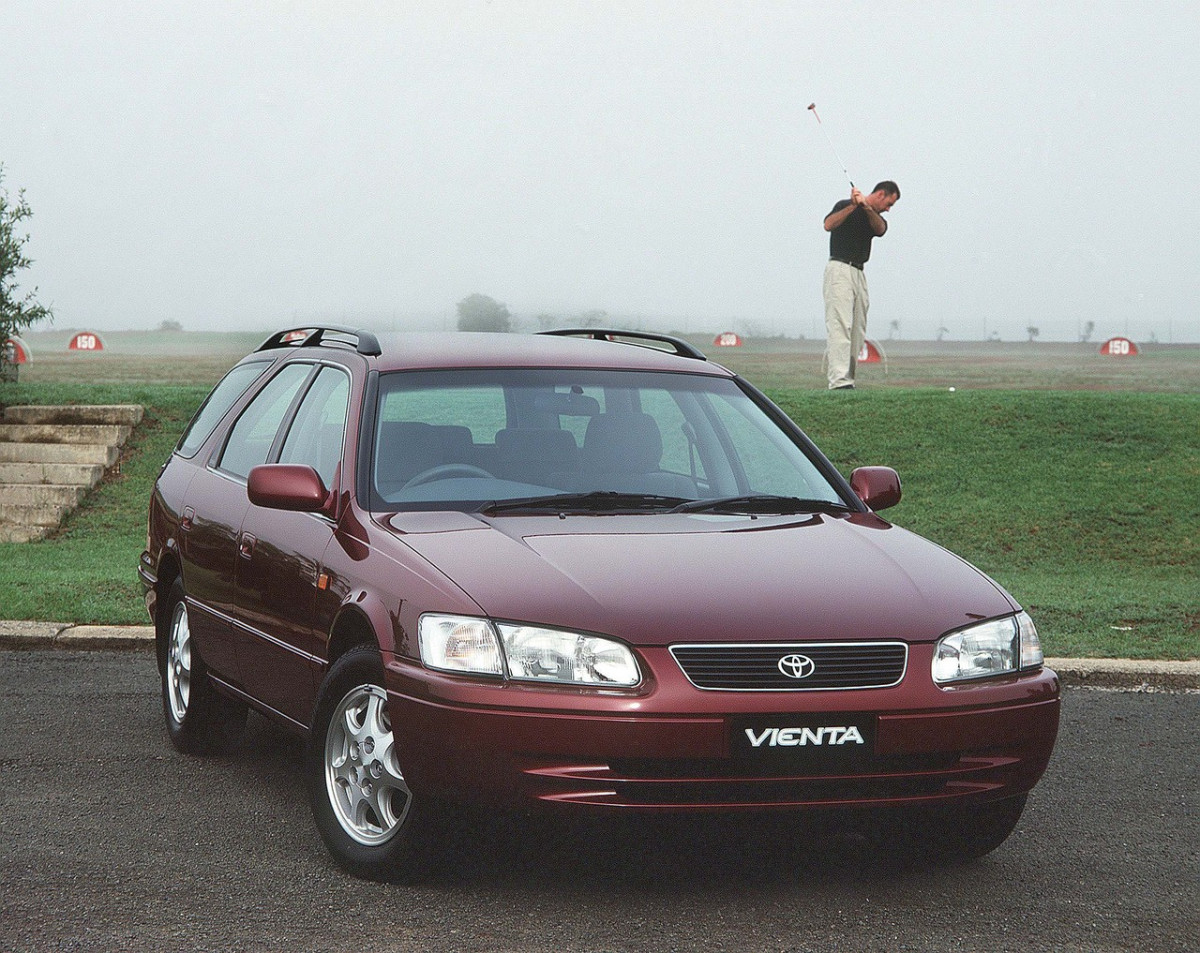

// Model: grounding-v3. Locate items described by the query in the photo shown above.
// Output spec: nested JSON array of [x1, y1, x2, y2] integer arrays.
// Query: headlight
[[932, 611, 1044, 685], [498, 623, 641, 686], [419, 614, 641, 688]]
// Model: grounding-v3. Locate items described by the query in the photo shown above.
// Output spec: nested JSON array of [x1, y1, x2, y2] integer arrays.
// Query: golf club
[[807, 103, 854, 189]]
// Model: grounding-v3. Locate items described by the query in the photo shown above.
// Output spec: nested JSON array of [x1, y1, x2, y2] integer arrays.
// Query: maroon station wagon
[[139, 326, 1059, 880]]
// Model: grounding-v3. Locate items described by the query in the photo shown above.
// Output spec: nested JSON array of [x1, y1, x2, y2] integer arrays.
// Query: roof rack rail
[[255, 326, 382, 356], [541, 328, 707, 361]]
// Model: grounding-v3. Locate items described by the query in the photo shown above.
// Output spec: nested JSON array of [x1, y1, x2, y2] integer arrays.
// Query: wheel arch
[[153, 553, 184, 675], [327, 603, 382, 668]]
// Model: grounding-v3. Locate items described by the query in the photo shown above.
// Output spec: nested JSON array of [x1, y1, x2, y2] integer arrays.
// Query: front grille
[[670, 641, 908, 691]]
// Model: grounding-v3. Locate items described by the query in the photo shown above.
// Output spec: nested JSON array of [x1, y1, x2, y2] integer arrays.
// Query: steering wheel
[[402, 464, 494, 489]]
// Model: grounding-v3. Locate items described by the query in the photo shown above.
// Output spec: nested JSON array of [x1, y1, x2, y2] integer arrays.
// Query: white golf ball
[[948, 386, 956, 392]]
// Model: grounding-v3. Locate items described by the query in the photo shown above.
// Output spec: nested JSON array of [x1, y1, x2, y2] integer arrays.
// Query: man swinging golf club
[[806, 105, 900, 390], [822, 180, 899, 389]]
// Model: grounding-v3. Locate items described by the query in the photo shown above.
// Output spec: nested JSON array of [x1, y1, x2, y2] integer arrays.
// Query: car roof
[[257, 329, 737, 378]]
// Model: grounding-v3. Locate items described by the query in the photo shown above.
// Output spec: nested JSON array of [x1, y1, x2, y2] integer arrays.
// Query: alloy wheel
[[323, 684, 411, 846], [166, 601, 192, 724]]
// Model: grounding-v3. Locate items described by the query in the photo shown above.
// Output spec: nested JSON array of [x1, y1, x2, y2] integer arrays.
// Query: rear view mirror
[[532, 392, 601, 416], [247, 464, 329, 512], [850, 466, 902, 511]]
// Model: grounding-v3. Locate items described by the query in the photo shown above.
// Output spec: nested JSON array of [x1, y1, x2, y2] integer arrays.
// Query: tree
[[456, 293, 511, 332], [1, 166, 53, 371], [1026, 325, 1039, 342]]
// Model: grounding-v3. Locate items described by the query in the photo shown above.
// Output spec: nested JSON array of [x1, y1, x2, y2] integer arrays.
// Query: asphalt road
[[1, 650, 1196, 953]]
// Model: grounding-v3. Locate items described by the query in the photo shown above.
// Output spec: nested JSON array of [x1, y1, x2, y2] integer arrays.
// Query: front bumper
[[384, 645, 1060, 813]]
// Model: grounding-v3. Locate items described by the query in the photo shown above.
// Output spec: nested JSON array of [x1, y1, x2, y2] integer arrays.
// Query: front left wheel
[[306, 645, 441, 881], [884, 793, 1029, 864]]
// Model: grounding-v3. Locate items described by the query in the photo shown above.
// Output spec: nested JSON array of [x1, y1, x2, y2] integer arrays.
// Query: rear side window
[[176, 361, 271, 458]]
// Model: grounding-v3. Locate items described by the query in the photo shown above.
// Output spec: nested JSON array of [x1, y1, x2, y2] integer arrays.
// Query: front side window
[[371, 368, 844, 512], [277, 366, 351, 487], [216, 363, 313, 479]]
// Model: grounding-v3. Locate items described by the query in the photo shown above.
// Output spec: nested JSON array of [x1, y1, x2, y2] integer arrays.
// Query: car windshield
[[369, 368, 847, 513]]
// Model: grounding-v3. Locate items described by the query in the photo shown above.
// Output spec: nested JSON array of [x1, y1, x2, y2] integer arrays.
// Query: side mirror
[[850, 466, 902, 511], [247, 464, 329, 512]]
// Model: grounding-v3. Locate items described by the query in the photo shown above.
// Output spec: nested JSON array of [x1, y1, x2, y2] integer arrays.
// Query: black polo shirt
[[827, 200, 877, 265]]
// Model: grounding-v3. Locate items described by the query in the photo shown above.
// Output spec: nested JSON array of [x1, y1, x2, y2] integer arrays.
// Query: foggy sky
[[4, 0, 1199, 343]]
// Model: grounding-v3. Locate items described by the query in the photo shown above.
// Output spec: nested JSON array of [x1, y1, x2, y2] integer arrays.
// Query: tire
[[944, 793, 1028, 861], [159, 578, 247, 755], [306, 645, 440, 881], [886, 793, 1029, 864]]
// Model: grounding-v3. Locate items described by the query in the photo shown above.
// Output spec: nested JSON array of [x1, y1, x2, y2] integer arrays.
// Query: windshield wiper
[[670, 494, 854, 516], [479, 491, 689, 516]]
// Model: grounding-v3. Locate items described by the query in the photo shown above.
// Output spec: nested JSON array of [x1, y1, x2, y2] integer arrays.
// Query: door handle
[[179, 507, 195, 532], [239, 533, 256, 559]]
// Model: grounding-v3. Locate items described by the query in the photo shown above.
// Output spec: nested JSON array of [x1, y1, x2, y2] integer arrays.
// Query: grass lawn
[[1, 344, 1196, 660], [769, 389, 1198, 660], [0, 381, 210, 624]]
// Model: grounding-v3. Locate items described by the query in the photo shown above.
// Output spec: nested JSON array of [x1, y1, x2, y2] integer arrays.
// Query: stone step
[[1, 404, 145, 427], [0, 523, 50, 543], [0, 422, 132, 446], [0, 403, 145, 543], [0, 442, 119, 466], [0, 483, 88, 507], [0, 461, 106, 487], [0, 501, 74, 529]]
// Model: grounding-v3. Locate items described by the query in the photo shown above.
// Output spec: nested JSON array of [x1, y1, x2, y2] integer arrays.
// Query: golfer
[[822, 181, 900, 390]]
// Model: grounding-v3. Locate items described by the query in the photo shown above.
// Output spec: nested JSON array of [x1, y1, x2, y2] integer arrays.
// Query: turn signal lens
[[418, 615, 502, 676], [1017, 611, 1044, 670]]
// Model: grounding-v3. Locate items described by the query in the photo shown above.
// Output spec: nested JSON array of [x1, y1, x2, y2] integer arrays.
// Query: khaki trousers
[[823, 259, 869, 389]]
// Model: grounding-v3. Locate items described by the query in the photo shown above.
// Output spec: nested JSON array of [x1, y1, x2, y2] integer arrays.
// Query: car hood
[[383, 511, 1017, 646]]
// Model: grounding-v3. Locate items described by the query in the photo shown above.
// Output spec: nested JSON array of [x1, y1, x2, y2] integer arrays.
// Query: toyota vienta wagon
[[140, 326, 1060, 880]]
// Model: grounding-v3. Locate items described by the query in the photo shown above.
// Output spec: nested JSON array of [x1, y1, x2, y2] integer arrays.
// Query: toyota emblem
[[777, 654, 816, 679]]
